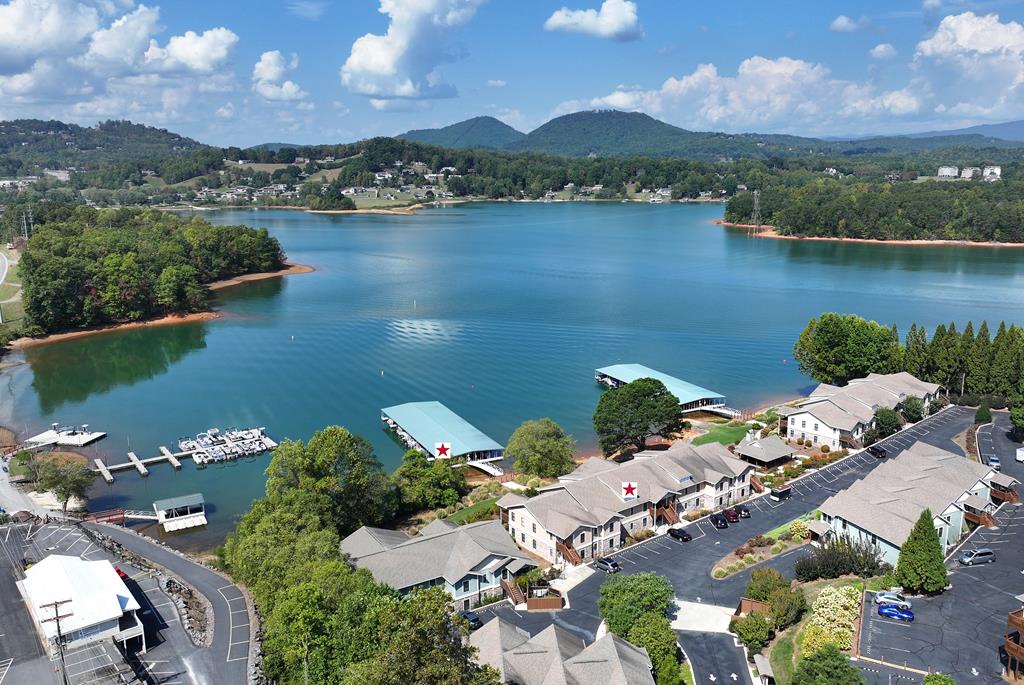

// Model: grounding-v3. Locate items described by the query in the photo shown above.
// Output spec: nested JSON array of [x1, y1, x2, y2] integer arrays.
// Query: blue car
[[878, 604, 914, 622]]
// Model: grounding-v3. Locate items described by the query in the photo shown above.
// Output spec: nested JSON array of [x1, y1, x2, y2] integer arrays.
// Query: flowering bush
[[802, 585, 861, 652], [789, 519, 810, 540]]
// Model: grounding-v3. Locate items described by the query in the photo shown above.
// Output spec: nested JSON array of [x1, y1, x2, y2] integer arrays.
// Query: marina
[[595, 363, 741, 418], [23, 423, 106, 449], [91, 427, 277, 483], [381, 401, 505, 475]]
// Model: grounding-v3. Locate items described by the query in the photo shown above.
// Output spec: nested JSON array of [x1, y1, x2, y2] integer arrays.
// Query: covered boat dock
[[595, 363, 739, 417], [381, 401, 505, 474], [152, 493, 207, 532]]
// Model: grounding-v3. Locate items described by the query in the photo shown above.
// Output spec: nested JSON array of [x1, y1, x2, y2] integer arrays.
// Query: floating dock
[[595, 363, 741, 417], [381, 401, 505, 475], [24, 423, 106, 449], [91, 427, 276, 483]]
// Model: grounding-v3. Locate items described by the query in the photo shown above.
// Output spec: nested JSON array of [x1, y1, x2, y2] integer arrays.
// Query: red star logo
[[623, 482, 637, 497], [436, 443, 450, 457]]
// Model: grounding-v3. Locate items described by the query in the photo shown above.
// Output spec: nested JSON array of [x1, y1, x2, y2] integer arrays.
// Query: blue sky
[[2, 0, 1024, 146]]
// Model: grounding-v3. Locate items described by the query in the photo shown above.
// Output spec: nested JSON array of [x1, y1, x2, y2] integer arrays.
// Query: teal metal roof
[[596, 364, 725, 405], [382, 401, 503, 458], [153, 493, 205, 511]]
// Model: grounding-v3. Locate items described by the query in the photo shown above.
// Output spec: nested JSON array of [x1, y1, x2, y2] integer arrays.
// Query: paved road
[[481, 407, 976, 685], [83, 522, 251, 683]]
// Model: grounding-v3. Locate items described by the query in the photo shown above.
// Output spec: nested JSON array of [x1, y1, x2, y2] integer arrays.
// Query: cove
[[4, 202, 1024, 550]]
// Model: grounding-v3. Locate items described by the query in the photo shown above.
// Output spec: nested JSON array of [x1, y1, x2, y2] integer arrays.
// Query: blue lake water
[[4, 202, 1024, 549]]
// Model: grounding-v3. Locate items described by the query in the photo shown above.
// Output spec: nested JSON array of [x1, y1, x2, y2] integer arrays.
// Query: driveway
[[479, 407, 977, 684], [82, 522, 251, 683]]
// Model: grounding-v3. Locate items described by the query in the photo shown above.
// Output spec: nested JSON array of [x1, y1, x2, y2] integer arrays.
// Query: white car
[[873, 591, 911, 610], [1016, 447, 1024, 463]]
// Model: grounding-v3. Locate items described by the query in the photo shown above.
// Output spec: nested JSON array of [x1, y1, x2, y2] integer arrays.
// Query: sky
[[3, 0, 1024, 147]]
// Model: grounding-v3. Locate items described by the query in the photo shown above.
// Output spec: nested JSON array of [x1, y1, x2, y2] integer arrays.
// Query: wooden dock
[[127, 452, 148, 476], [94, 459, 113, 484], [159, 446, 182, 469]]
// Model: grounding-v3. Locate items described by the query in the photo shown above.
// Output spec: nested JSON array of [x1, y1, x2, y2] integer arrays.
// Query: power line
[[40, 598, 73, 685]]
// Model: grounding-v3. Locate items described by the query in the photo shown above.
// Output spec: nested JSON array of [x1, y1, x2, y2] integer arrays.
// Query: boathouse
[[595, 363, 736, 416], [153, 493, 207, 532], [381, 401, 504, 467]]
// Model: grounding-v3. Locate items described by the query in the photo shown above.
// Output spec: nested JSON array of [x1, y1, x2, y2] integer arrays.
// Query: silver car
[[873, 591, 911, 610]]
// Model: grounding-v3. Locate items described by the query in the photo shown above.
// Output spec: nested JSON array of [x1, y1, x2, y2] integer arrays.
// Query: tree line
[[726, 178, 1024, 242], [795, 312, 1024, 403], [223, 425, 498, 684], [13, 203, 284, 334]]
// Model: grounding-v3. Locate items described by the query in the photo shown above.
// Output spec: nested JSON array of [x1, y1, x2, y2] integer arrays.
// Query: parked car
[[769, 486, 792, 502], [958, 548, 996, 566], [1016, 447, 1024, 463], [114, 566, 129, 580], [734, 504, 751, 518], [873, 592, 912, 610], [878, 604, 914, 622], [709, 513, 729, 529], [723, 508, 740, 523], [988, 455, 1002, 471], [668, 527, 692, 542], [460, 610, 483, 630], [594, 557, 621, 574], [868, 444, 888, 459]]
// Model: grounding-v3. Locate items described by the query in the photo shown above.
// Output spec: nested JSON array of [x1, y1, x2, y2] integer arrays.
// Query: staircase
[[502, 579, 526, 606], [556, 541, 583, 566], [657, 504, 680, 525]]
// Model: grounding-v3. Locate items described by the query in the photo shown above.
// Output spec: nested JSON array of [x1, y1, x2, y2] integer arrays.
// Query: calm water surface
[[4, 203, 1024, 549]]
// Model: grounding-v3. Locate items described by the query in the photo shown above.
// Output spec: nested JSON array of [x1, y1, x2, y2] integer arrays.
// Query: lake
[[4, 202, 1024, 550]]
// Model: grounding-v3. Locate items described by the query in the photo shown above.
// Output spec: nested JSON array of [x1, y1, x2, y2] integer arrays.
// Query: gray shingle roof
[[819, 442, 993, 547], [341, 519, 534, 591], [798, 372, 940, 432], [472, 618, 655, 685], [735, 434, 794, 464]]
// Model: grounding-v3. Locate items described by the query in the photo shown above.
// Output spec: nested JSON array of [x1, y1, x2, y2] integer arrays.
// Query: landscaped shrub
[[794, 537, 885, 581], [975, 404, 992, 424], [731, 612, 773, 653], [631, 528, 655, 542], [796, 437, 805, 446], [744, 556, 756, 566], [800, 623, 838, 656], [770, 544, 784, 554], [748, 534, 774, 548], [789, 519, 810, 541], [768, 586, 807, 630], [819, 444, 830, 454], [929, 396, 949, 415], [803, 585, 861, 651], [713, 568, 727, 579], [746, 568, 789, 601], [867, 571, 900, 592], [733, 544, 753, 557], [897, 396, 925, 423]]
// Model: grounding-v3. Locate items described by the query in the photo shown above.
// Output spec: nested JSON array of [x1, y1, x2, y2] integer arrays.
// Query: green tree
[[791, 643, 865, 685], [767, 586, 807, 630], [598, 573, 674, 636], [1011, 403, 1024, 437], [155, 264, 206, 312], [265, 426, 398, 535], [626, 612, 678, 670], [794, 313, 896, 384], [990, 323, 1018, 397], [98, 251, 150, 321], [265, 583, 335, 685], [897, 396, 925, 423], [975, 404, 992, 424], [745, 567, 789, 602], [966, 320, 992, 395], [870, 407, 903, 441], [593, 378, 680, 455], [505, 418, 576, 477], [38, 457, 96, 515], [894, 509, 948, 594], [392, 449, 466, 511], [922, 674, 957, 685], [731, 612, 772, 652], [904, 323, 930, 380]]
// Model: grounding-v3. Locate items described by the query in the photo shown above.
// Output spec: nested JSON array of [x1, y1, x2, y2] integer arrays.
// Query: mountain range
[[399, 111, 1024, 159]]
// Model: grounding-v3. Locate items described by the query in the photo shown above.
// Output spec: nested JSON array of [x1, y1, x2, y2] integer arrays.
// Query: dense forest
[[725, 178, 1024, 242], [14, 203, 284, 334], [795, 313, 1024, 405]]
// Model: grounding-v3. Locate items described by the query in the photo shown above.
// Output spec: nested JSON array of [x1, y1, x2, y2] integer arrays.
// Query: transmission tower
[[752, 189, 761, 230], [20, 208, 33, 241]]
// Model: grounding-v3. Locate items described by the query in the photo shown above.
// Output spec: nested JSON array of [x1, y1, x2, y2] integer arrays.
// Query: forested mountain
[[399, 116, 526, 148], [907, 119, 1024, 142], [0, 119, 210, 170]]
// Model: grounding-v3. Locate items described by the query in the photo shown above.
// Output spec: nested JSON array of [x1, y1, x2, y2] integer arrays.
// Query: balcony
[[1009, 609, 1024, 634], [964, 509, 996, 528], [992, 488, 1021, 504]]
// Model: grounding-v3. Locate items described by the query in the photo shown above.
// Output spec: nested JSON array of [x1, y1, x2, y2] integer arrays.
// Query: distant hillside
[[906, 119, 1024, 143], [0, 119, 209, 169], [250, 142, 305, 152], [399, 116, 526, 149]]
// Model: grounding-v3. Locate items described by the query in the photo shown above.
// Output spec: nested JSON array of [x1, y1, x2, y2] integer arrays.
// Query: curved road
[[83, 522, 251, 684]]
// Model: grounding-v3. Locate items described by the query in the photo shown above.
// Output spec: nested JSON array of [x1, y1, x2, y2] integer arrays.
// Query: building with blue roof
[[595, 363, 737, 416], [381, 401, 505, 466]]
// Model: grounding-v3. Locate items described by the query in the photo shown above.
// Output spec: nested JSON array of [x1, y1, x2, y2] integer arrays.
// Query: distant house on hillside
[[937, 166, 959, 178], [984, 166, 1002, 181], [961, 167, 981, 179]]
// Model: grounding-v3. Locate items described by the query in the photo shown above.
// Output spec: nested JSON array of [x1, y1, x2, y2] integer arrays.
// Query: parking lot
[[859, 427, 1024, 685], [480, 406, 979, 685], [0, 522, 194, 685]]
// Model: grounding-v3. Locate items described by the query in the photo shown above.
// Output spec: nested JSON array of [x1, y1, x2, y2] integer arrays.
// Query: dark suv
[[868, 444, 888, 459], [709, 513, 729, 529], [734, 504, 751, 518], [668, 527, 692, 541]]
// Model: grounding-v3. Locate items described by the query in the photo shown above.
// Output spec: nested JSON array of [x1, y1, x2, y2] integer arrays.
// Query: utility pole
[[40, 598, 73, 685], [752, 189, 762, 230]]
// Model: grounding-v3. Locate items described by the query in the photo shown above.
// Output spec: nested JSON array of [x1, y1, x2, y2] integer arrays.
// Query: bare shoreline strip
[[8, 263, 314, 350], [717, 220, 1024, 249]]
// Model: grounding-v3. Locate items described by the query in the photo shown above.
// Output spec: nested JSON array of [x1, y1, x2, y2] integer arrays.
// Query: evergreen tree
[[953, 322, 971, 395], [929, 323, 956, 388], [904, 323, 929, 380], [990, 323, 1017, 398], [884, 324, 904, 373], [966, 321, 992, 395], [791, 643, 865, 685], [894, 509, 948, 594]]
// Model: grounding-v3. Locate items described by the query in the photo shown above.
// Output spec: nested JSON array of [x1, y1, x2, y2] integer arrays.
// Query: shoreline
[[717, 220, 1024, 249], [8, 262, 313, 350]]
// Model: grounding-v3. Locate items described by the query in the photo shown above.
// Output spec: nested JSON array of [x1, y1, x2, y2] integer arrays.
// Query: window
[[813, 423, 819, 432], [801, 420, 806, 428], [510, 512, 515, 521], [531, 523, 536, 533], [580, 532, 586, 543], [841, 520, 847, 530], [642, 517, 648, 527], [532, 539, 537, 549], [462, 580, 470, 592], [520, 532, 525, 542]]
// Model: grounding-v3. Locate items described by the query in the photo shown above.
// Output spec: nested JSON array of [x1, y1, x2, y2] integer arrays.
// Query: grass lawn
[[0, 298, 24, 329], [764, 512, 816, 540], [680, 661, 695, 685], [445, 496, 499, 524], [692, 423, 749, 446], [769, 629, 796, 685]]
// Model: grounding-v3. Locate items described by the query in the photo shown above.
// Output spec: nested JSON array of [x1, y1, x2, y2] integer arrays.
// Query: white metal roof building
[[595, 364, 734, 415], [153, 493, 207, 532], [381, 401, 504, 463], [18, 554, 145, 654]]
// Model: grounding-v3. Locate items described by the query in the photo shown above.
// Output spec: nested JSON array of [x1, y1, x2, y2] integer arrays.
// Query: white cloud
[[922, 0, 942, 10], [287, 1, 327, 20], [341, 0, 484, 104], [870, 43, 897, 60], [830, 15, 868, 32], [252, 50, 308, 101], [215, 102, 235, 119], [144, 27, 238, 72], [0, 0, 101, 72], [74, 4, 161, 74], [544, 0, 641, 41], [487, 79, 506, 87], [369, 98, 431, 112]]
